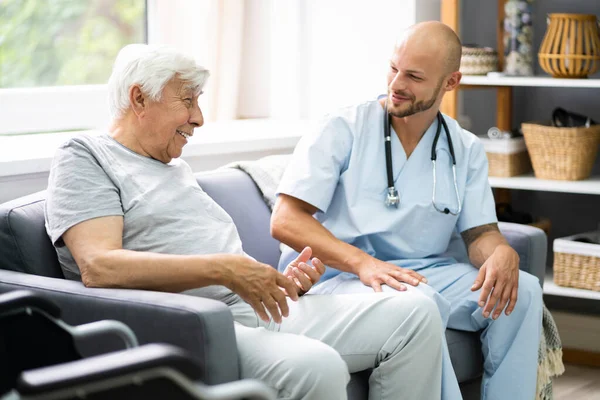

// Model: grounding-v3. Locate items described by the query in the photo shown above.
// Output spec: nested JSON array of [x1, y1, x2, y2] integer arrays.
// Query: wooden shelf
[[444, 0, 600, 308], [489, 174, 600, 195], [461, 75, 600, 88], [544, 272, 600, 300]]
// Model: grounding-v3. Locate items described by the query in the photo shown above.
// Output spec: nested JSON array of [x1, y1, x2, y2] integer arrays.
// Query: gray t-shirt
[[45, 132, 243, 305]]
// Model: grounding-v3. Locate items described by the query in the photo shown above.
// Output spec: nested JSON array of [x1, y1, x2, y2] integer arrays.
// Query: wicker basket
[[460, 46, 498, 75], [481, 137, 531, 177], [553, 231, 600, 291], [521, 122, 600, 180]]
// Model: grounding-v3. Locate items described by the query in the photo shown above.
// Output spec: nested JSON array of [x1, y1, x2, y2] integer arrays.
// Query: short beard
[[388, 79, 443, 118]]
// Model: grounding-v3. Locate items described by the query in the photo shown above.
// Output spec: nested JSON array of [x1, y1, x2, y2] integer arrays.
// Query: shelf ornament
[[503, 0, 535, 76], [538, 13, 600, 78]]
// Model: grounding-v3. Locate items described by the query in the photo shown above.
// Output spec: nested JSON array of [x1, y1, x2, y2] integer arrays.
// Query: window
[[0, 0, 147, 135]]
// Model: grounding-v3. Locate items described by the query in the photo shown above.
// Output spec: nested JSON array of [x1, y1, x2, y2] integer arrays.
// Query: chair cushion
[[0, 192, 63, 278], [196, 169, 282, 268]]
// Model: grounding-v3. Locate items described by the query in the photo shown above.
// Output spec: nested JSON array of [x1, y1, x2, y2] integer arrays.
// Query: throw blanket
[[225, 155, 565, 399], [538, 307, 565, 400]]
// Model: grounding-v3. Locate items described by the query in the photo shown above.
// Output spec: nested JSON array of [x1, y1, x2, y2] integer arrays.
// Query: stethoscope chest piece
[[385, 187, 399, 208]]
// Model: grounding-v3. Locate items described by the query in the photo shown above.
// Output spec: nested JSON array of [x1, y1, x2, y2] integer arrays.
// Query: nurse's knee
[[517, 271, 543, 304], [280, 341, 349, 398], [510, 271, 542, 317]]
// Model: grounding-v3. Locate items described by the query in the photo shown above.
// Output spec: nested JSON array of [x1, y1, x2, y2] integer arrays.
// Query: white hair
[[107, 44, 210, 121]]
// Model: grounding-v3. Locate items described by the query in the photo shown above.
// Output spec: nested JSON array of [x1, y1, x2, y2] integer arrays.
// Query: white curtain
[[148, 0, 440, 122], [269, 0, 431, 120], [149, 0, 245, 122]]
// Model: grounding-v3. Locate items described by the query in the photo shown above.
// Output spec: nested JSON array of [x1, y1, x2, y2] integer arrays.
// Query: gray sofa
[[0, 167, 547, 399]]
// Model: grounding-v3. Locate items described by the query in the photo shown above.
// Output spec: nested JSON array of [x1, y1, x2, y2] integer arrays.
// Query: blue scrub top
[[277, 99, 497, 282]]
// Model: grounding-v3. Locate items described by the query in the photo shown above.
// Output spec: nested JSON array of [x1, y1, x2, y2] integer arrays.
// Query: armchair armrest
[[0, 269, 239, 385], [498, 222, 547, 286]]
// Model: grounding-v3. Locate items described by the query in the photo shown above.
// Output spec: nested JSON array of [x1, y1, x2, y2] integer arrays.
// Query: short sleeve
[[276, 116, 353, 213], [45, 139, 124, 246], [457, 139, 498, 233]]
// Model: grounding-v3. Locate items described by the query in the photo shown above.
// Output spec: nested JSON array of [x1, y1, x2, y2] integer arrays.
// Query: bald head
[[395, 21, 462, 75]]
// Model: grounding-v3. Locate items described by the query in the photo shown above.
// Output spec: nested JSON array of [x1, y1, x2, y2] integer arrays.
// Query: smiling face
[[385, 22, 462, 119], [386, 43, 445, 118], [134, 77, 204, 163]]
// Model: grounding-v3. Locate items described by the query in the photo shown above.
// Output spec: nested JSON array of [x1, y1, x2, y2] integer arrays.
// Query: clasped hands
[[228, 247, 325, 323]]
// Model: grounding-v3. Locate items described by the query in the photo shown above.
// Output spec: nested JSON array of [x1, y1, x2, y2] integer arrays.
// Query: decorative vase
[[538, 14, 600, 78], [503, 0, 534, 76]]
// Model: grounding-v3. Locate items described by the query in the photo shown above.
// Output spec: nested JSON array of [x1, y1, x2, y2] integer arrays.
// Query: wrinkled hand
[[471, 244, 520, 319], [358, 256, 427, 292], [224, 255, 298, 324], [282, 247, 326, 296]]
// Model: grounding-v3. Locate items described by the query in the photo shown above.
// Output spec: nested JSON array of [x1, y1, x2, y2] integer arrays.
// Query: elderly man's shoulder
[[51, 131, 121, 168], [57, 131, 113, 153]]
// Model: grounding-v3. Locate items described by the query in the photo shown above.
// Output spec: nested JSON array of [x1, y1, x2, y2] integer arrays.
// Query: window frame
[[0, 0, 149, 136]]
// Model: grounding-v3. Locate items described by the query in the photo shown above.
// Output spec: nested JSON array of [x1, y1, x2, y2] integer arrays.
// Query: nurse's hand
[[358, 256, 428, 292], [282, 247, 326, 296], [471, 244, 520, 320]]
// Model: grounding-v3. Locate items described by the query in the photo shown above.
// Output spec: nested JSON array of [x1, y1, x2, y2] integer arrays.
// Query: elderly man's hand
[[282, 247, 326, 296], [223, 255, 299, 324], [470, 244, 520, 320], [358, 255, 427, 292]]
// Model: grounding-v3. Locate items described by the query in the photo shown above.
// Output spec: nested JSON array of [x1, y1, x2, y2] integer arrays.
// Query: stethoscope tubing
[[383, 98, 462, 215]]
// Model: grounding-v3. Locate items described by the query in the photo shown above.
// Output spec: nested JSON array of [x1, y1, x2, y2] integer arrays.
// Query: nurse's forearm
[[271, 199, 368, 275], [461, 223, 509, 268]]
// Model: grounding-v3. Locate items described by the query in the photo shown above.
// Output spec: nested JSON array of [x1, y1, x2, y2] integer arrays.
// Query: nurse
[[271, 21, 543, 400]]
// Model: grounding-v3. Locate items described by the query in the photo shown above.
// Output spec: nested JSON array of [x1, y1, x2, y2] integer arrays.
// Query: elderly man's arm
[[271, 194, 427, 292], [461, 223, 520, 320], [62, 215, 298, 323]]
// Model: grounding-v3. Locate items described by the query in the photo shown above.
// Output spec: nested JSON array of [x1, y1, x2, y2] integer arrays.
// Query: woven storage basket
[[481, 137, 531, 177], [553, 231, 600, 291], [460, 46, 498, 75], [521, 122, 600, 180]]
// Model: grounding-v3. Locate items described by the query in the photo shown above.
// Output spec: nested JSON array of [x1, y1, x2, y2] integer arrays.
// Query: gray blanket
[[225, 154, 564, 399]]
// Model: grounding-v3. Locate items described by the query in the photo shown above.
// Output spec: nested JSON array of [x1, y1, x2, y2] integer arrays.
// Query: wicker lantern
[[538, 13, 600, 78]]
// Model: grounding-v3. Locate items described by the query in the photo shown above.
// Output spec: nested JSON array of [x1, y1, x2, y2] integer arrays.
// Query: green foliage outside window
[[0, 0, 146, 88]]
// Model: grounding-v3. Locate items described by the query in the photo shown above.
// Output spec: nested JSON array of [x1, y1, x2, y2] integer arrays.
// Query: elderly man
[[272, 22, 543, 400], [45, 44, 445, 400]]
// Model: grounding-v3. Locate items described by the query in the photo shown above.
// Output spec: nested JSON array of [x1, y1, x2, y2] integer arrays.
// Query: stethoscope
[[383, 98, 462, 215]]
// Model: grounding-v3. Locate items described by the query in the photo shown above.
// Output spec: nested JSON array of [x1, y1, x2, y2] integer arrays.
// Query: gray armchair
[[0, 168, 547, 400]]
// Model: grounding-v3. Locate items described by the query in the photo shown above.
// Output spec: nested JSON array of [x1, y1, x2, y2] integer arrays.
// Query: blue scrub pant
[[311, 262, 543, 400]]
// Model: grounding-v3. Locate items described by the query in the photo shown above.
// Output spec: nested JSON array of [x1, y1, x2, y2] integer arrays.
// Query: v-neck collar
[[388, 115, 440, 186]]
